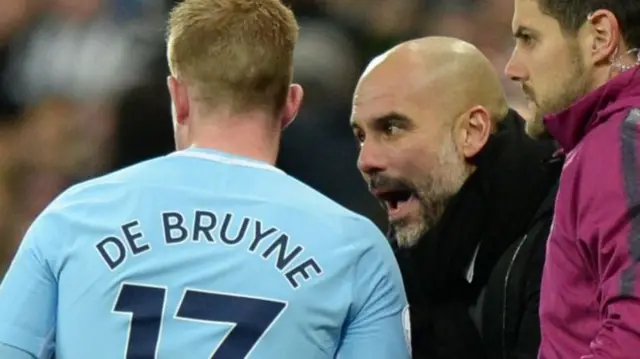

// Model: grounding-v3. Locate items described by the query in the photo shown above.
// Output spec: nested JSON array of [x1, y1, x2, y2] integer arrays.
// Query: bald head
[[351, 37, 509, 247], [356, 36, 508, 125]]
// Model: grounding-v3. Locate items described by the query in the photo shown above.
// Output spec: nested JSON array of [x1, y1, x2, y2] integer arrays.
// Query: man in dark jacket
[[506, 0, 640, 357], [350, 36, 561, 359]]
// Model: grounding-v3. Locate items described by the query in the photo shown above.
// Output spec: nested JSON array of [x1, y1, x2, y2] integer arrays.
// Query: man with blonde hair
[[0, 1, 411, 358]]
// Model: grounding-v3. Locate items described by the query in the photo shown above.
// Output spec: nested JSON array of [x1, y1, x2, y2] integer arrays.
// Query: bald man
[[350, 37, 561, 359]]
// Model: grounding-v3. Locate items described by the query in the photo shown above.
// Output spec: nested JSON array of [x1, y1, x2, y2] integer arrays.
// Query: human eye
[[352, 127, 365, 148], [520, 33, 534, 46], [371, 113, 410, 140], [514, 27, 537, 48], [383, 121, 402, 136]]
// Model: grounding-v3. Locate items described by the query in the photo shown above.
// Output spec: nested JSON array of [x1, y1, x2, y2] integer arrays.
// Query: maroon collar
[[544, 67, 640, 152]]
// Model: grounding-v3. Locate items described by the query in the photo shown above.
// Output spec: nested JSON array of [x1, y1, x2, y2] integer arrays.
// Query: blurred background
[[0, 0, 528, 274]]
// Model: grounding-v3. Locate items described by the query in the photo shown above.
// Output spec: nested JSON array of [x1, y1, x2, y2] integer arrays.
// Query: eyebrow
[[513, 26, 534, 38], [373, 112, 412, 124], [351, 111, 412, 128]]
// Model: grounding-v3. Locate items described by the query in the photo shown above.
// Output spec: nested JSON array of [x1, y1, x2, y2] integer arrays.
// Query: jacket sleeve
[[580, 111, 640, 358]]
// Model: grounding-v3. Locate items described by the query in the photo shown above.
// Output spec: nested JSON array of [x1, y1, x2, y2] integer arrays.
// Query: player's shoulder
[[48, 156, 166, 210], [279, 174, 349, 216], [278, 174, 383, 238], [21, 157, 171, 259]]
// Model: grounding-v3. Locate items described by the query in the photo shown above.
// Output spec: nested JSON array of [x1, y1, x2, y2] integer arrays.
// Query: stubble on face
[[393, 132, 469, 248], [524, 41, 590, 139]]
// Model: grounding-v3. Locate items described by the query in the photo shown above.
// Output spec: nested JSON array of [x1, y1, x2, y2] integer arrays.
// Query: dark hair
[[538, 0, 640, 48]]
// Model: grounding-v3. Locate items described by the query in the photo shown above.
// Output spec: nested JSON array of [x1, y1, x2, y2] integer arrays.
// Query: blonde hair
[[167, 0, 298, 114]]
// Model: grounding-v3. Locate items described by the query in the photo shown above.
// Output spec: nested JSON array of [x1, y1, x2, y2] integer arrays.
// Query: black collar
[[395, 109, 560, 305]]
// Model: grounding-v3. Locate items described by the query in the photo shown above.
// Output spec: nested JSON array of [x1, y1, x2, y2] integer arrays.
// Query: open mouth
[[376, 190, 416, 217]]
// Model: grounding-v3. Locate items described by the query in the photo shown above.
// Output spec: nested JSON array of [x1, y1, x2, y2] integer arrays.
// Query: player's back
[[40, 148, 407, 359]]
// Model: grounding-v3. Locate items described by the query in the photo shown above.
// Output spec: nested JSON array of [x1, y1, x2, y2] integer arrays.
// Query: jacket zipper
[[502, 234, 528, 359]]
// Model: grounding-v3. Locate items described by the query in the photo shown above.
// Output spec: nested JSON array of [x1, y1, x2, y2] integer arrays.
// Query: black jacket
[[394, 110, 561, 359], [480, 178, 559, 359]]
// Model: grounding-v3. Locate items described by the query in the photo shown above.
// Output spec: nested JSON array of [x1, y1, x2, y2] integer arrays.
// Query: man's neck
[[591, 51, 640, 91], [188, 119, 280, 165]]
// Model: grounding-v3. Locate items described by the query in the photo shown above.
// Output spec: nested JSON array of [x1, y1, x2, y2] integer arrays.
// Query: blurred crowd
[[0, 0, 527, 274]]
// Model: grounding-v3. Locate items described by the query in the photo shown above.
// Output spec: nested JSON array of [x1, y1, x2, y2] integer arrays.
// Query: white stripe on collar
[[170, 149, 284, 174]]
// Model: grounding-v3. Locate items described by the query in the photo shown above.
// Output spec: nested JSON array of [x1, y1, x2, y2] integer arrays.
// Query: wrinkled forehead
[[351, 69, 422, 127]]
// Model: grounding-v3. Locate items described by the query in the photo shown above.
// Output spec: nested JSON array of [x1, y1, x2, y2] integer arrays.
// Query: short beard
[[394, 138, 470, 248], [526, 40, 590, 139]]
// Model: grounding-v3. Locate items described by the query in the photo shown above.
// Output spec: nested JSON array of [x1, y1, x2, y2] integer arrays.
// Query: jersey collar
[[170, 147, 284, 174]]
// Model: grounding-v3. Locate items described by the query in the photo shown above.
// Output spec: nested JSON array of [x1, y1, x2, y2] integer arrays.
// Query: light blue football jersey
[[0, 147, 410, 359]]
